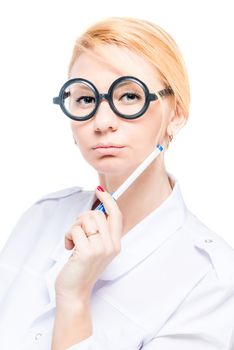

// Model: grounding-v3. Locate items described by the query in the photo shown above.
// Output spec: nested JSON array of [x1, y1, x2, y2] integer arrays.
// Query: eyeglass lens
[[63, 79, 146, 119]]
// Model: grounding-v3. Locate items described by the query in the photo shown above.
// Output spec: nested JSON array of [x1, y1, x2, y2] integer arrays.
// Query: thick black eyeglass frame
[[53, 76, 174, 121]]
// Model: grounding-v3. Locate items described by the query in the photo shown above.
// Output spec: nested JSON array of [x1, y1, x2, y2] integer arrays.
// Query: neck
[[96, 156, 173, 237]]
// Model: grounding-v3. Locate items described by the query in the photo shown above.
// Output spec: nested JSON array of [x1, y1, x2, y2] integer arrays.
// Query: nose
[[93, 97, 119, 132]]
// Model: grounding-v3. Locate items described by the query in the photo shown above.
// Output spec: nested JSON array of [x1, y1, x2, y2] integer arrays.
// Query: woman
[[0, 17, 234, 350]]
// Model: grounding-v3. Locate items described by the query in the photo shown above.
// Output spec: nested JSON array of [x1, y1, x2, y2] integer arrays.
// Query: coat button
[[35, 332, 43, 340], [204, 239, 213, 243]]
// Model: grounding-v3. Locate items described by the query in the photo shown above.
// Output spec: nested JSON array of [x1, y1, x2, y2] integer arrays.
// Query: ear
[[167, 103, 187, 137]]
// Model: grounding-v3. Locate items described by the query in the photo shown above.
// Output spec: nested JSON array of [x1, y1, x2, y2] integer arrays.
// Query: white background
[[0, 0, 233, 252]]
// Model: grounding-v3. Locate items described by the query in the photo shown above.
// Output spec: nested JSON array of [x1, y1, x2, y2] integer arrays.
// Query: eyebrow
[[69, 84, 93, 92], [114, 81, 140, 89], [68, 79, 142, 94]]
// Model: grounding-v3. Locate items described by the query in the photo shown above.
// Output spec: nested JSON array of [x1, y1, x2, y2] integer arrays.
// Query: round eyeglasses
[[53, 76, 174, 121]]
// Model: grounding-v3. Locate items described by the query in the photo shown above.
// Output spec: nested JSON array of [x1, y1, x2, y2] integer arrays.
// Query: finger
[[75, 212, 99, 237], [95, 186, 123, 247], [66, 221, 106, 257], [77, 214, 111, 255], [65, 231, 75, 250], [65, 225, 89, 251], [92, 210, 117, 251], [76, 210, 118, 254]]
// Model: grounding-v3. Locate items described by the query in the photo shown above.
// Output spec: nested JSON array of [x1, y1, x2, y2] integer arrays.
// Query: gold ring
[[86, 230, 100, 237]]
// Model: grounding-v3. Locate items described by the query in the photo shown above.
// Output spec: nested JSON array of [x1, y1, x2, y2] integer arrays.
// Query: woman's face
[[70, 45, 173, 177]]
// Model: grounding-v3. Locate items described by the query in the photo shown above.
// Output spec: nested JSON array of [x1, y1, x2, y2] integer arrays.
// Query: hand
[[54, 186, 123, 303]]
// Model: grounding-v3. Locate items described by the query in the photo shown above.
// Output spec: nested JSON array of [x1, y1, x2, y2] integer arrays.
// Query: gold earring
[[167, 133, 174, 149]]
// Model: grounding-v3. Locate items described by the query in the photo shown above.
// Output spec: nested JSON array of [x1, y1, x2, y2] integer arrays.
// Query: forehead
[[69, 45, 163, 90]]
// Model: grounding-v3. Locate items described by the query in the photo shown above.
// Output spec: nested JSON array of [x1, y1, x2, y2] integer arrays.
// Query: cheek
[[144, 106, 166, 140], [71, 122, 88, 147], [70, 121, 78, 137], [133, 111, 162, 144]]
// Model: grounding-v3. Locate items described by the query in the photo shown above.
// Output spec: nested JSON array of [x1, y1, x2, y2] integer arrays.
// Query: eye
[[76, 96, 96, 106], [120, 92, 141, 103]]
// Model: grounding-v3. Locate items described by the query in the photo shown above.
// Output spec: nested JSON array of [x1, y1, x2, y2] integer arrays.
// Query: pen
[[95, 144, 164, 213]]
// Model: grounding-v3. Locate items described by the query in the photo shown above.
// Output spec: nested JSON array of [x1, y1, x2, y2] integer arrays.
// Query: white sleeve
[[65, 326, 234, 350], [63, 268, 234, 350], [141, 271, 234, 350], [0, 203, 40, 300], [141, 332, 234, 350], [67, 326, 234, 350], [66, 335, 101, 350], [228, 327, 234, 350]]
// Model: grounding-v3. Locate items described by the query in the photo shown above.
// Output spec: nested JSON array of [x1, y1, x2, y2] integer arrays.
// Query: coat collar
[[48, 172, 188, 282], [98, 172, 188, 280], [32, 173, 189, 326]]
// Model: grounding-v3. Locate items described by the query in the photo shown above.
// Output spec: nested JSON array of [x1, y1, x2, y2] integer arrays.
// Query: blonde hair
[[68, 17, 190, 119]]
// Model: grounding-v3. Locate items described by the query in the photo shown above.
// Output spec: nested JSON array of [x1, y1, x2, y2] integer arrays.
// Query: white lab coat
[[0, 173, 234, 350]]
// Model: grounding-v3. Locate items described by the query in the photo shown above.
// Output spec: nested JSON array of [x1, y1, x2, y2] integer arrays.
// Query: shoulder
[[184, 210, 234, 283], [23, 185, 93, 226], [16, 184, 96, 226], [3, 185, 91, 248], [34, 186, 84, 204], [0, 186, 93, 266]]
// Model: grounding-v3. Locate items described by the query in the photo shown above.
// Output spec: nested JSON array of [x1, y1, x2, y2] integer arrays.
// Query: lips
[[93, 147, 125, 155], [92, 143, 125, 149]]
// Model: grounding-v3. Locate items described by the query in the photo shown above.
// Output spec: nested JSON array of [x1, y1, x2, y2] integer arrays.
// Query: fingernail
[[97, 185, 105, 192]]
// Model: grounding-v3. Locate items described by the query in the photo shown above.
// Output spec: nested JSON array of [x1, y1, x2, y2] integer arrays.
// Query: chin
[[94, 161, 126, 175], [86, 156, 124, 172], [93, 159, 141, 179]]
